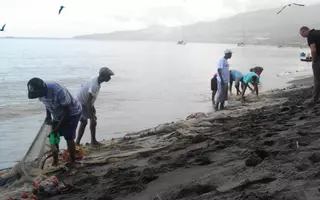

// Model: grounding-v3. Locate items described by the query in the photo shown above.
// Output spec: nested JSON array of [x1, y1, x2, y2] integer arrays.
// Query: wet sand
[[288, 76, 313, 86], [3, 77, 320, 200]]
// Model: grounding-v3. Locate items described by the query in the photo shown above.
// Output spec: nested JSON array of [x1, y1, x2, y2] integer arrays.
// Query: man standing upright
[[76, 67, 114, 146], [215, 49, 232, 111], [300, 26, 320, 103]]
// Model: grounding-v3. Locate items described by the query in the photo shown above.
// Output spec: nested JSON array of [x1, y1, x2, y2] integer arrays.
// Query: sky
[[0, 0, 319, 37]]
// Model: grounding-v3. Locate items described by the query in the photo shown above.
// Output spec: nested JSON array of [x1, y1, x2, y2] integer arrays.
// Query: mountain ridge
[[74, 4, 320, 46]]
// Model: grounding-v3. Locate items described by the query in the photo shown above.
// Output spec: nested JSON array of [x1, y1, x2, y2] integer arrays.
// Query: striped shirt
[[39, 82, 82, 120]]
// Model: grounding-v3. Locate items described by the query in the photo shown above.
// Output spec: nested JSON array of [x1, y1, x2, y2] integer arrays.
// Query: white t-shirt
[[216, 57, 230, 83], [76, 77, 101, 105]]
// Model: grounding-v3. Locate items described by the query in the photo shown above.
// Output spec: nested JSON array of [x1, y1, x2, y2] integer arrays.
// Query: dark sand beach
[[3, 77, 320, 200]]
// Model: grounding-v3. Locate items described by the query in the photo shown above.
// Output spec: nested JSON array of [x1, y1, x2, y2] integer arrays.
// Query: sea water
[[0, 38, 312, 168]]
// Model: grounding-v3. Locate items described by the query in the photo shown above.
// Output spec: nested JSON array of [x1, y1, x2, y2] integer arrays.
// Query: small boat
[[300, 57, 312, 62], [177, 40, 187, 45], [237, 42, 245, 46]]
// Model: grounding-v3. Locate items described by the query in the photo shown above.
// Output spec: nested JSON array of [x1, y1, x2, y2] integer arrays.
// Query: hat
[[99, 67, 114, 78], [224, 49, 233, 54], [27, 77, 46, 99]]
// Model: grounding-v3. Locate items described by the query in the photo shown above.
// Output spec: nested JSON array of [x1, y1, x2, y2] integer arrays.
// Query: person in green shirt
[[242, 72, 260, 99]]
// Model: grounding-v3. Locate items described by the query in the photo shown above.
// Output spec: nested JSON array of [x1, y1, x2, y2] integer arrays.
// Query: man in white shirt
[[215, 49, 232, 111], [76, 67, 114, 146]]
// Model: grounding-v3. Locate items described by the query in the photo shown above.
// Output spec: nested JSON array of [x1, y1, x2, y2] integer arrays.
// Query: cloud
[[222, 0, 320, 13], [0, 0, 319, 37], [139, 6, 195, 26]]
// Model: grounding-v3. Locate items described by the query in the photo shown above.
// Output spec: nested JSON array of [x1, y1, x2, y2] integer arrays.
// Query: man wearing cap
[[76, 67, 114, 146], [215, 49, 232, 111], [300, 26, 320, 103], [27, 78, 82, 166]]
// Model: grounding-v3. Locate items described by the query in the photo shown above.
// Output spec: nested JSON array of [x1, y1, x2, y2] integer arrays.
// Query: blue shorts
[[54, 113, 81, 141]]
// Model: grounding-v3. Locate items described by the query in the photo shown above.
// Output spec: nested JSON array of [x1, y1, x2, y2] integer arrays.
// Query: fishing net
[[20, 122, 52, 179], [0, 122, 52, 199], [1, 122, 51, 181]]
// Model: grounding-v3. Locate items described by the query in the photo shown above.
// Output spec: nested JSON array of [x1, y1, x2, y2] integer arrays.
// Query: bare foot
[[91, 141, 103, 146]]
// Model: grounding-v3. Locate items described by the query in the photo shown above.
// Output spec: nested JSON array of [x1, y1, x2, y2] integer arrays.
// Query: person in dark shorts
[[27, 78, 82, 166], [211, 74, 217, 104], [300, 26, 320, 103]]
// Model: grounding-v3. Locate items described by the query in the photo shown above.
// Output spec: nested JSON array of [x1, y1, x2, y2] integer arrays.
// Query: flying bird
[[0, 24, 6, 32], [277, 3, 305, 14], [58, 6, 65, 15]]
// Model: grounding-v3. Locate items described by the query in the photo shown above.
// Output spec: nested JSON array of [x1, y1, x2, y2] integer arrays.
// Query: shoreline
[[288, 76, 313, 86], [0, 37, 309, 49], [1, 76, 317, 200]]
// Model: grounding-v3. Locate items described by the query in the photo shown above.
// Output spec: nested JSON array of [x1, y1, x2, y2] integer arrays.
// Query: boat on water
[[237, 42, 245, 46], [177, 0, 187, 46], [301, 58, 312, 62], [177, 40, 187, 45], [237, 13, 247, 47], [300, 52, 312, 62]]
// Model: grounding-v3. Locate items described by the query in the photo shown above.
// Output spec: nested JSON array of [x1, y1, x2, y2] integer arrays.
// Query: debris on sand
[[245, 154, 263, 167]]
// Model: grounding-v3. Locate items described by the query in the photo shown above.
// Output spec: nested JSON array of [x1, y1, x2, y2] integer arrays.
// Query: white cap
[[224, 49, 233, 54]]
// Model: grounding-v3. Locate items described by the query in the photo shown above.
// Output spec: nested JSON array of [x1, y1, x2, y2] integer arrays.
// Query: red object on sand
[[76, 149, 84, 160], [30, 194, 38, 200], [61, 148, 84, 162], [21, 192, 29, 198], [33, 180, 39, 190], [8, 197, 14, 200], [50, 176, 59, 185]]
